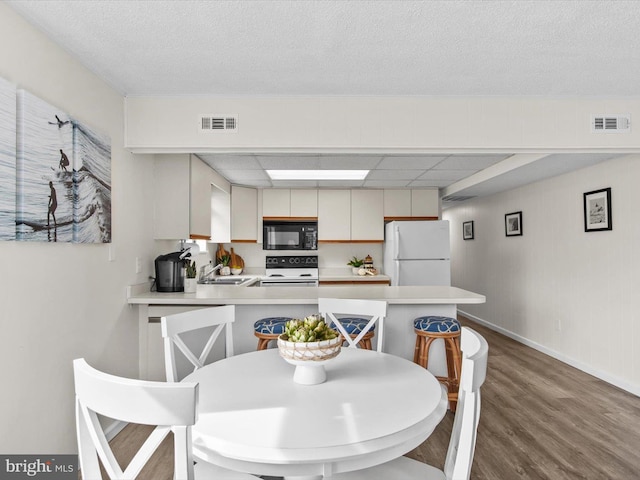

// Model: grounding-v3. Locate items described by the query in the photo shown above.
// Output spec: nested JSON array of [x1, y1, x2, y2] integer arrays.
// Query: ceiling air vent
[[199, 114, 238, 133], [591, 114, 630, 133], [442, 195, 476, 203]]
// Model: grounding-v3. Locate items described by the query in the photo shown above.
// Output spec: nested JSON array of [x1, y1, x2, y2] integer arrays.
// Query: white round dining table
[[184, 347, 447, 480]]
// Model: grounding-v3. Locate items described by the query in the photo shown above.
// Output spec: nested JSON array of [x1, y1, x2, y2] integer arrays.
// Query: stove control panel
[[265, 255, 318, 268]]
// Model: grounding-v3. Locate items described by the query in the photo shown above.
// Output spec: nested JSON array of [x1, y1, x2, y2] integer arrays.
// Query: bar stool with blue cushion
[[333, 317, 376, 350], [254, 317, 292, 350], [413, 315, 462, 411], [319, 298, 387, 352]]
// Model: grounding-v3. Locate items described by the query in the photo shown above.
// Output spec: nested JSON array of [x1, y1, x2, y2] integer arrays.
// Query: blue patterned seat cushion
[[331, 317, 375, 335], [253, 317, 292, 335], [414, 316, 461, 334]]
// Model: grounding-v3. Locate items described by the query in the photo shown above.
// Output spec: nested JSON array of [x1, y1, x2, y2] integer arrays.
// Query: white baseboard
[[458, 309, 640, 398], [104, 420, 128, 442]]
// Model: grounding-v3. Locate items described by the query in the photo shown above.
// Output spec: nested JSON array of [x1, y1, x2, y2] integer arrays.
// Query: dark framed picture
[[463, 221, 474, 240], [583, 187, 612, 232], [505, 211, 522, 236]]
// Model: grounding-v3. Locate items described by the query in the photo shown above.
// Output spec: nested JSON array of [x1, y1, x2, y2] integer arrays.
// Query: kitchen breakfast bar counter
[[128, 283, 485, 380]]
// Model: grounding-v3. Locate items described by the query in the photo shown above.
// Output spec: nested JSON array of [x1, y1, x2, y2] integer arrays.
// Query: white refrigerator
[[383, 220, 451, 286]]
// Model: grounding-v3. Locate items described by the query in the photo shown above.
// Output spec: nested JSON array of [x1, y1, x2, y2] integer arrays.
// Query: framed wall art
[[505, 211, 522, 237], [463, 221, 474, 240], [0, 77, 16, 241], [583, 187, 612, 232]]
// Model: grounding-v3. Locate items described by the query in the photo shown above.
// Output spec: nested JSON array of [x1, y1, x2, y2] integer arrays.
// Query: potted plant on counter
[[184, 259, 198, 293], [347, 256, 364, 275], [219, 254, 231, 276]]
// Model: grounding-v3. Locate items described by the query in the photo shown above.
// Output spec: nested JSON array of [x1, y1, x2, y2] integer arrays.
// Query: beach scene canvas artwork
[[72, 121, 111, 243], [16, 90, 111, 243], [17, 90, 74, 242], [0, 77, 16, 241]]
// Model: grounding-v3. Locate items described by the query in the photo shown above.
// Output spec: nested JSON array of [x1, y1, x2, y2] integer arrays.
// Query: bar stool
[[331, 317, 375, 350], [413, 315, 462, 411], [253, 317, 292, 350]]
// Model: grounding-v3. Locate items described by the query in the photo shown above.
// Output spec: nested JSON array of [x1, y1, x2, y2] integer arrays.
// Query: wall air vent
[[199, 114, 238, 133], [591, 114, 630, 133]]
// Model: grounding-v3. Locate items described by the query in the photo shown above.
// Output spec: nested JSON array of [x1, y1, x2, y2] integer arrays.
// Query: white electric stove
[[261, 255, 319, 287]]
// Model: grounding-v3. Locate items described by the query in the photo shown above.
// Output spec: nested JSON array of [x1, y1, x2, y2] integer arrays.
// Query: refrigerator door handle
[[395, 260, 399, 285], [394, 226, 400, 260]]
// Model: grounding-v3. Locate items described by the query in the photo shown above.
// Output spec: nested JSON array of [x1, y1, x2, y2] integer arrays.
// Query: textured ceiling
[[6, 1, 635, 201], [8, 0, 640, 96]]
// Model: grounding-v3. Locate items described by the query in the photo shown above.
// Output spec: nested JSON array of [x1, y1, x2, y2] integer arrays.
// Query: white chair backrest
[[161, 305, 235, 382], [443, 327, 489, 480], [318, 298, 387, 351], [73, 358, 198, 480]]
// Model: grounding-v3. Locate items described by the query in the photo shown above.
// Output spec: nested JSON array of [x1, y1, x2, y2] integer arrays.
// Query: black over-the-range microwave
[[263, 221, 318, 250]]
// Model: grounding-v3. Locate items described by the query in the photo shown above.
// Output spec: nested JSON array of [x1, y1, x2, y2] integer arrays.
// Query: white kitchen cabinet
[[351, 189, 384, 241], [262, 189, 291, 217], [290, 189, 318, 217], [383, 189, 440, 219], [262, 188, 318, 218], [154, 154, 213, 239], [411, 189, 440, 217], [231, 185, 258, 242], [318, 190, 351, 241]]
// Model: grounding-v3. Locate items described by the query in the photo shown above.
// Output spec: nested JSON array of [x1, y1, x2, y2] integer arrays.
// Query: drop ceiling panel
[[377, 156, 445, 169], [418, 169, 478, 181], [366, 169, 425, 180], [364, 180, 414, 188], [257, 155, 320, 169], [199, 155, 262, 170], [317, 156, 383, 170], [409, 180, 452, 188], [434, 155, 512, 170], [218, 169, 270, 182], [271, 180, 319, 188]]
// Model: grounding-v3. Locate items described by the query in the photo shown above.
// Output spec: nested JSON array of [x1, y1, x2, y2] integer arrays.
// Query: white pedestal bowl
[[277, 336, 342, 385]]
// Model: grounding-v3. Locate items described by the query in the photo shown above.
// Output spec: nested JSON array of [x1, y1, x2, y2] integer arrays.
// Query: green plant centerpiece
[[185, 259, 197, 279], [281, 315, 338, 343], [278, 315, 342, 385]]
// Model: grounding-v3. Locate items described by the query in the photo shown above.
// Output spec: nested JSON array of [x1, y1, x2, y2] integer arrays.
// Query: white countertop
[[319, 268, 391, 282], [127, 283, 485, 306]]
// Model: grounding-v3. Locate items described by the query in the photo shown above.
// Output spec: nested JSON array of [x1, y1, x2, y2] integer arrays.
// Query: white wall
[[443, 155, 640, 395], [125, 95, 640, 151], [0, 4, 156, 452]]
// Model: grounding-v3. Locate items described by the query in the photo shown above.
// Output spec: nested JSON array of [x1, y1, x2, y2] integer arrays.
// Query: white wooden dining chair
[[318, 298, 387, 351], [73, 358, 259, 480], [161, 305, 236, 382], [328, 326, 488, 480]]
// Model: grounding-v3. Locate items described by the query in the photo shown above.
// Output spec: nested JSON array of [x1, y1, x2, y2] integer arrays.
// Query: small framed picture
[[505, 211, 522, 237], [463, 221, 474, 240], [583, 187, 612, 232]]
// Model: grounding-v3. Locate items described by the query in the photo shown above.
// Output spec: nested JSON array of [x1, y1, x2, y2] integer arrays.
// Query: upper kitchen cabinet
[[231, 186, 258, 242], [263, 189, 318, 219], [318, 189, 383, 242], [318, 190, 351, 241], [383, 189, 440, 220], [351, 189, 384, 241], [154, 154, 214, 240]]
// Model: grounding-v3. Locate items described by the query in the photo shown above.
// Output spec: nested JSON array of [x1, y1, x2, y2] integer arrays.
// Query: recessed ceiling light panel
[[266, 170, 369, 180]]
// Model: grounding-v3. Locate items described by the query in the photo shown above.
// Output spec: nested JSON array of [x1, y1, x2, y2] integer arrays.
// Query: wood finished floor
[[106, 318, 640, 479]]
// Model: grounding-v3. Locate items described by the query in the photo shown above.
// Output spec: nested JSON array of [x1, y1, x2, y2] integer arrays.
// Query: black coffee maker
[[154, 251, 185, 292]]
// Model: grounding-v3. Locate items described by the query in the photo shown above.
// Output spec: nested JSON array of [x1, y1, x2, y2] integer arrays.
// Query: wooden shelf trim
[[230, 239, 258, 243], [320, 280, 391, 285], [384, 216, 439, 222], [263, 217, 318, 222], [189, 234, 211, 240], [318, 240, 384, 244]]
